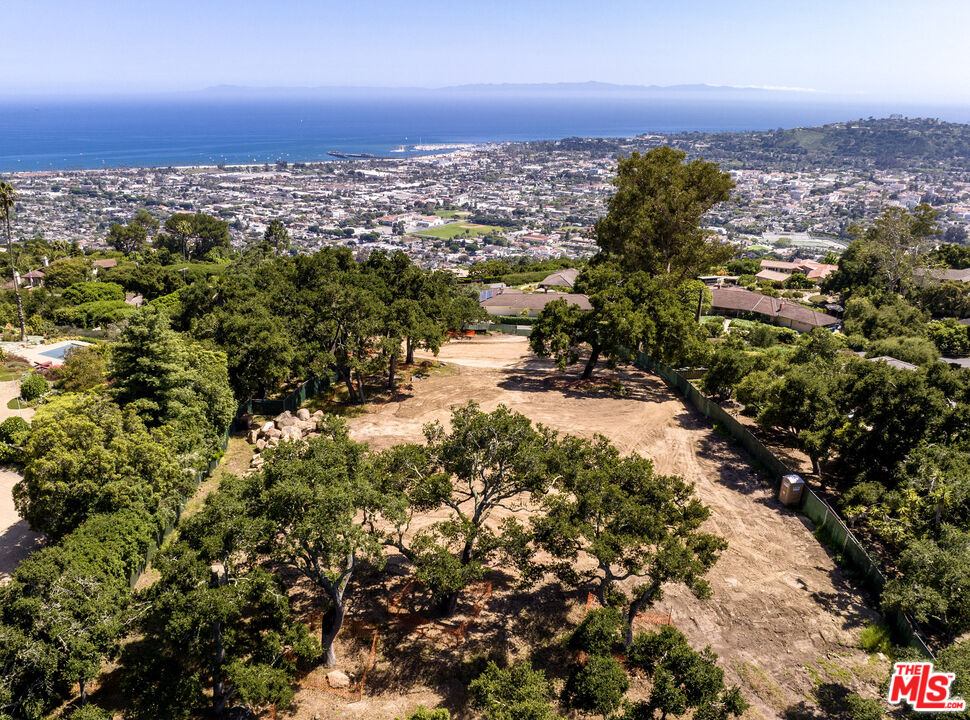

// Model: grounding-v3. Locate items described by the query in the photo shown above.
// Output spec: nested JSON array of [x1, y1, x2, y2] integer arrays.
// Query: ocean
[[1, 94, 969, 173]]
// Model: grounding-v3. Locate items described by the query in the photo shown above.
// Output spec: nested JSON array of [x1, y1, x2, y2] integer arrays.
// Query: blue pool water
[[37, 342, 85, 361]]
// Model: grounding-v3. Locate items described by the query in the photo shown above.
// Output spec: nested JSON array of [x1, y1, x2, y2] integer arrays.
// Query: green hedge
[[52, 300, 137, 328]]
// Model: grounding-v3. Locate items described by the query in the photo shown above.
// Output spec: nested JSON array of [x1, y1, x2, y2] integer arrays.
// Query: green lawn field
[[416, 222, 506, 239]]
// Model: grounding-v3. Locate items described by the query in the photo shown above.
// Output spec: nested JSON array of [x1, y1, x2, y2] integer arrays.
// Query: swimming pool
[[37, 342, 87, 361]]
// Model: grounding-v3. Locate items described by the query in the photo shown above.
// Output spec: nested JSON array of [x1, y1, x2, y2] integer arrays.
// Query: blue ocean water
[[1, 95, 969, 172]]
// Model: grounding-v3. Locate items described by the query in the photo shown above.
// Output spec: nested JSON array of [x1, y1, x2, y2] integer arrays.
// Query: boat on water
[[327, 151, 376, 159]]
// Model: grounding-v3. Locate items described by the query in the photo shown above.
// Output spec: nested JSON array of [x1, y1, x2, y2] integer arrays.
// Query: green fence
[[633, 351, 935, 658], [237, 374, 335, 420]]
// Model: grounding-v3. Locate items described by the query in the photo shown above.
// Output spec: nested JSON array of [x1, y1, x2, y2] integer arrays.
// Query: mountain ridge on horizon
[[198, 80, 823, 96]]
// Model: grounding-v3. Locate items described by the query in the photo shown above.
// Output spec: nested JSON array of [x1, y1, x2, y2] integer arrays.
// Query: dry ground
[[285, 335, 888, 720]]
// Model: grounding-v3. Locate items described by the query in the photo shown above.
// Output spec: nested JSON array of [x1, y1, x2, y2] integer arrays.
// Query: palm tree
[[0, 182, 26, 341]]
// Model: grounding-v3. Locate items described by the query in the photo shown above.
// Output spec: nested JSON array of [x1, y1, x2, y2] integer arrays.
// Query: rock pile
[[245, 408, 324, 473]]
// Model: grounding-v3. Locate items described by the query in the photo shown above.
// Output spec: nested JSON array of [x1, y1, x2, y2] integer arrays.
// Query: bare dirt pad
[[292, 336, 888, 720]]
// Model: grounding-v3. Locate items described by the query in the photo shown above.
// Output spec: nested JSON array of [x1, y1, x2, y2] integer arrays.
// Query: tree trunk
[[438, 591, 460, 617], [624, 587, 657, 647], [5, 217, 25, 342], [343, 372, 357, 402], [210, 564, 228, 716], [79, 678, 87, 705], [405, 337, 415, 365], [810, 455, 820, 475], [321, 597, 346, 667], [581, 345, 601, 380], [388, 355, 396, 390], [354, 370, 366, 403]]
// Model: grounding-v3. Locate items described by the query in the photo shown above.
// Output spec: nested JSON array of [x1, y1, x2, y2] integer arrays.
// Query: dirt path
[[335, 336, 885, 720], [0, 379, 39, 584]]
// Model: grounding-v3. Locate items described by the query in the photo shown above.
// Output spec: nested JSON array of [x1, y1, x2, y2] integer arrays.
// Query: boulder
[[264, 428, 282, 439], [255, 438, 266, 451], [267, 437, 280, 448], [248, 429, 259, 444], [283, 426, 303, 442], [311, 410, 324, 419], [326, 670, 351, 689], [275, 411, 298, 428], [297, 420, 316, 433], [296, 408, 311, 421], [260, 421, 275, 434]]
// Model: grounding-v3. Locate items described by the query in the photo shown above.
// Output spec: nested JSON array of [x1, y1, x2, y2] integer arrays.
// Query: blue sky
[[3, 0, 967, 101]]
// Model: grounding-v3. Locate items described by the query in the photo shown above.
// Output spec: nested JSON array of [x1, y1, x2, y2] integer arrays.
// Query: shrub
[[568, 607, 625, 656], [562, 654, 629, 718], [0, 416, 30, 445], [928, 318, 970, 357], [747, 323, 778, 348], [845, 693, 884, 720], [19, 372, 48, 401], [52, 300, 136, 329], [63, 281, 125, 305], [70, 705, 112, 720], [469, 660, 560, 720], [401, 708, 450, 720], [866, 336, 940, 366], [775, 327, 799, 344], [859, 623, 893, 656]]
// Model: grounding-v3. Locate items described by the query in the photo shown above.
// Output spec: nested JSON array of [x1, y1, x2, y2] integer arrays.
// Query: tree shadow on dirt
[[354, 567, 577, 718], [782, 682, 860, 719], [498, 358, 673, 405], [805, 565, 880, 631]]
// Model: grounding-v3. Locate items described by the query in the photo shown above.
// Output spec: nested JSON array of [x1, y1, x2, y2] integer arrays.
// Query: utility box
[[779, 474, 805, 506]]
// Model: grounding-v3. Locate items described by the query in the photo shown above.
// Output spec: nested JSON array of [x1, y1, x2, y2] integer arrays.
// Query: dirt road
[[336, 336, 885, 720]]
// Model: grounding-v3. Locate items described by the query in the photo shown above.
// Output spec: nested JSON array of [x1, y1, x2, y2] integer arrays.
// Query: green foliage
[[625, 626, 747, 720], [562, 654, 629, 718], [534, 434, 725, 637], [0, 416, 29, 445], [881, 525, 970, 635], [52, 299, 136, 328], [727, 258, 761, 275], [865, 335, 939, 365], [784, 271, 814, 289], [69, 704, 112, 720], [42, 257, 90, 288], [595, 147, 735, 280], [19, 372, 48, 401], [62, 281, 125, 305], [157, 213, 232, 261], [380, 402, 555, 613], [928, 318, 970, 357], [109, 305, 235, 461], [13, 393, 185, 538], [702, 338, 755, 400], [858, 623, 893, 656], [823, 205, 938, 297], [937, 638, 970, 711], [244, 418, 387, 664], [568, 607, 625, 656], [530, 261, 707, 380], [844, 693, 884, 720], [401, 707, 451, 720], [469, 660, 562, 720], [0, 505, 159, 716], [56, 345, 106, 392], [106, 218, 149, 256]]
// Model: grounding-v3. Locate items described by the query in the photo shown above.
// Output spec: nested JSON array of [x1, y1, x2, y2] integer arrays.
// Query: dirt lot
[[286, 335, 887, 720]]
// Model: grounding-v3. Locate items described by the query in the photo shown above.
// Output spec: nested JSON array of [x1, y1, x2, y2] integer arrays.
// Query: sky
[[3, 0, 968, 102]]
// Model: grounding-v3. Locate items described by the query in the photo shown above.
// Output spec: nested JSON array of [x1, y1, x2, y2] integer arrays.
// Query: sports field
[[415, 222, 506, 239]]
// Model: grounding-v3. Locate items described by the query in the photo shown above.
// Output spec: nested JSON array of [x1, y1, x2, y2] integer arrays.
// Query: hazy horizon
[[3, 0, 968, 103]]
